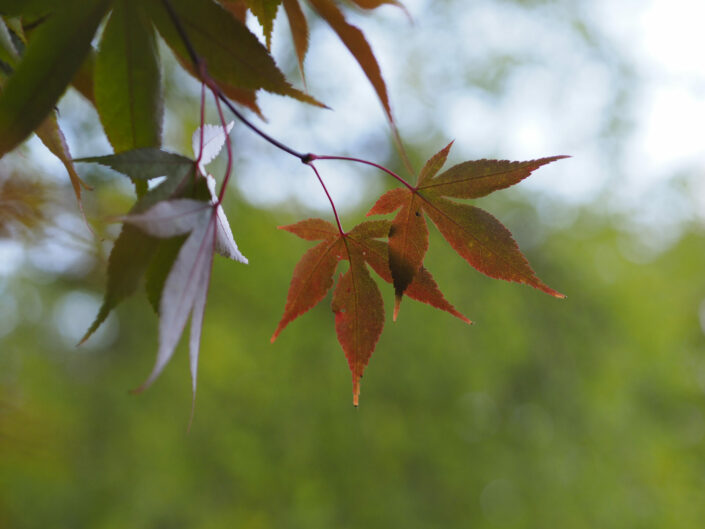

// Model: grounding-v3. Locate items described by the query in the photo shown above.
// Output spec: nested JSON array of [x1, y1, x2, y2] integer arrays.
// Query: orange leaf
[[419, 155, 569, 199], [274, 218, 397, 404], [367, 143, 566, 303], [307, 0, 392, 121], [282, 0, 309, 82], [243, 0, 282, 50], [221, 0, 248, 22], [271, 219, 344, 341], [34, 111, 93, 230], [422, 197, 563, 298], [349, 0, 403, 10], [331, 247, 384, 406], [347, 220, 471, 324]]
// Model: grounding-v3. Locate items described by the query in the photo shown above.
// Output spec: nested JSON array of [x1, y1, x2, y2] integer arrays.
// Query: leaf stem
[[215, 89, 307, 160], [308, 154, 415, 191], [160, 0, 308, 161], [161, 0, 414, 202], [307, 162, 345, 236], [194, 81, 206, 169], [212, 87, 233, 205]]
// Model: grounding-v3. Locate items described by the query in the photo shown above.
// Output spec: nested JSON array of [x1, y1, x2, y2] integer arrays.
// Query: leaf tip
[[393, 294, 402, 322], [353, 376, 360, 407], [129, 385, 146, 396], [538, 283, 566, 299]]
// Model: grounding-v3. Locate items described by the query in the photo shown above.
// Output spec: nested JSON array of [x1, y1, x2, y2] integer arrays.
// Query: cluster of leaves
[[274, 147, 564, 405], [0, 0, 566, 408]]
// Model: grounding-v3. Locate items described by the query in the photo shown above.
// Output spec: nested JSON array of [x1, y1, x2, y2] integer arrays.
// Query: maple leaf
[[271, 218, 383, 405], [307, 0, 392, 122], [192, 121, 247, 263], [123, 199, 217, 403], [76, 148, 199, 344], [123, 192, 246, 417], [121, 123, 246, 410], [77, 121, 245, 353], [35, 111, 93, 226], [282, 0, 309, 83], [243, 0, 281, 50], [368, 142, 567, 316], [349, 0, 405, 11], [192, 121, 235, 177], [147, 0, 323, 111], [220, 0, 248, 22], [346, 220, 471, 325], [272, 217, 470, 405]]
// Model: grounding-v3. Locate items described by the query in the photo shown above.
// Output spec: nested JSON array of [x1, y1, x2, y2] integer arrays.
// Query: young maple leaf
[[192, 121, 234, 177], [192, 121, 248, 263], [271, 218, 384, 405], [117, 123, 246, 409], [368, 142, 567, 317], [272, 217, 471, 405], [126, 123, 245, 398], [124, 196, 245, 410]]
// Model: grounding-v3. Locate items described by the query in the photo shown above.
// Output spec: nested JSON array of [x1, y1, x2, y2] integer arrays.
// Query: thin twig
[[309, 154, 415, 191], [308, 162, 345, 235]]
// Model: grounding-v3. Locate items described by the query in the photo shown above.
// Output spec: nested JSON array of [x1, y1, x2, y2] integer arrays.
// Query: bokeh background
[[2, 0, 705, 527]]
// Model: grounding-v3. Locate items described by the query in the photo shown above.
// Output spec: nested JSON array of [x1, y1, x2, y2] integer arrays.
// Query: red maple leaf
[[368, 142, 566, 316], [272, 217, 471, 405]]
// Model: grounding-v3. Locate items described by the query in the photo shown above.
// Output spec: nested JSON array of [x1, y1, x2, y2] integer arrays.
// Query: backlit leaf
[[367, 143, 565, 306], [0, 0, 111, 156], [206, 174, 248, 263], [419, 156, 569, 199], [126, 200, 214, 393], [331, 247, 384, 406], [274, 216, 464, 404], [220, 0, 247, 21], [125, 196, 246, 402], [192, 121, 248, 263], [76, 148, 194, 183], [307, 0, 391, 121], [192, 121, 234, 176], [273, 218, 387, 404], [243, 0, 281, 49], [271, 218, 343, 340], [347, 220, 471, 324], [78, 152, 197, 344], [422, 197, 563, 297], [34, 112, 92, 219], [282, 0, 308, 81], [367, 187, 424, 315], [147, 0, 323, 108], [95, 0, 163, 153], [349, 0, 403, 10]]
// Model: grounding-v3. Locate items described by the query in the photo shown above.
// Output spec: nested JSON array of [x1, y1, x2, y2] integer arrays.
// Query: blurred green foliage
[[2, 194, 705, 529]]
